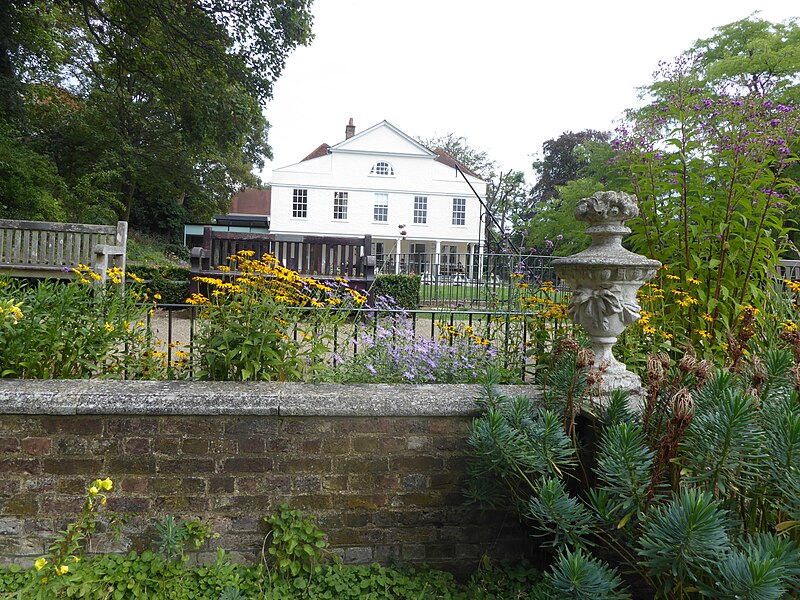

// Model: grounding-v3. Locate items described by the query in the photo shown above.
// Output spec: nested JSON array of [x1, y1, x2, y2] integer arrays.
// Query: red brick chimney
[[345, 118, 355, 139]]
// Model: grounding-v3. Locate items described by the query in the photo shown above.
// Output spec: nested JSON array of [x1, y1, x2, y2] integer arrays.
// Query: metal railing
[[374, 252, 561, 308], [148, 304, 574, 382]]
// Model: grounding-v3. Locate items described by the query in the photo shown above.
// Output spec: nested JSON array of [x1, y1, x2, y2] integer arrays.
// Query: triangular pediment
[[330, 120, 435, 157]]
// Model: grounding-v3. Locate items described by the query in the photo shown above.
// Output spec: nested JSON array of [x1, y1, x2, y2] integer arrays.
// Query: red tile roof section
[[301, 143, 331, 162], [433, 149, 480, 178], [230, 188, 271, 215]]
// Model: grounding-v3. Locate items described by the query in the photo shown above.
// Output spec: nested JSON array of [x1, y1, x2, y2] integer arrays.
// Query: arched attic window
[[370, 161, 395, 176]]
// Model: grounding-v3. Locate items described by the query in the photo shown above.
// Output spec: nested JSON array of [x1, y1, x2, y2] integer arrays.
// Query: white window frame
[[370, 161, 395, 176], [452, 197, 466, 226], [292, 189, 308, 218], [373, 193, 388, 222], [413, 195, 427, 224], [333, 191, 348, 220]]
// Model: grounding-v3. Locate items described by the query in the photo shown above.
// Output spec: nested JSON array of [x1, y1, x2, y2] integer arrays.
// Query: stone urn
[[552, 191, 661, 392]]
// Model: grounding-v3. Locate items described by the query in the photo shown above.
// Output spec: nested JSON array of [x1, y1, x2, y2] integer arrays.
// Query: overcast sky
[[260, 0, 798, 183]]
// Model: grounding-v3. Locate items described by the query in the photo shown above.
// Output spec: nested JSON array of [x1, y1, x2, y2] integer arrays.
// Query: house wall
[[0, 381, 536, 574], [269, 123, 485, 247]]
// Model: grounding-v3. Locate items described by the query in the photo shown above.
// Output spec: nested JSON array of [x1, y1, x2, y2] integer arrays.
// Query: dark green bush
[[128, 264, 192, 304], [371, 274, 420, 309]]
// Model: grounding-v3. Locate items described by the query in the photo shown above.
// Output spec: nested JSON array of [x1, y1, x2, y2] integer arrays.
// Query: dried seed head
[[646, 354, 665, 385], [678, 352, 697, 373], [751, 357, 767, 388], [576, 347, 595, 369], [656, 352, 671, 369], [555, 337, 581, 355], [693, 359, 713, 385], [671, 387, 694, 421]]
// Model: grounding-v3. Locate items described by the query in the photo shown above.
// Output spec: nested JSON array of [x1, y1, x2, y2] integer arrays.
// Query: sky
[[260, 0, 798, 183]]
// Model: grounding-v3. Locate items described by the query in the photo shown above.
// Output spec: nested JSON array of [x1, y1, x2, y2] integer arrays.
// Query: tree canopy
[[0, 0, 313, 237]]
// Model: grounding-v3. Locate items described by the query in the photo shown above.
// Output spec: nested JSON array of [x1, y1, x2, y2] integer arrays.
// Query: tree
[[0, 0, 313, 233], [688, 14, 800, 102], [418, 134, 529, 254], [519, 131, 614, 255]]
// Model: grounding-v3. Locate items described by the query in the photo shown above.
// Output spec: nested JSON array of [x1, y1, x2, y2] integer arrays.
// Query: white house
[[269, 120, 487, 278]]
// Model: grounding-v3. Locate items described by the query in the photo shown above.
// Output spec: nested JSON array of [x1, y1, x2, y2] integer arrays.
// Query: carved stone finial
[[552, 190, 661, 398]]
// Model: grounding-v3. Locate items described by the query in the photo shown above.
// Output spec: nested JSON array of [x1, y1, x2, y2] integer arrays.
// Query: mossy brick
[[221, 457, 273, 473], [208, 477, 235, 493], [0, 480, 21, 499], [335, 457, 389, 474], [300, 438, 322, 453], [152, 437, 181, 454], [40, 495, 84, 513], [3, 493, 38, 516], [149, 477, 197, 494], [327, 527, 383, 546], [373, 545, 401, 563], [429, 472, 463, 489], [57, 478, 91, 494], [209, 438, 237, 454], [105, 497, 152, 513], [281, 417, 333, 435], [54, 436, 89, 455], [400, 544, 426, 561], [104, 417, 159, 436], [321, 475, 348, 491], [224, 417, 280, 436], [241, 474, 291, 494], [429, 419, 471, 435], [87, 437, 121, 454], [233, 436, 265, 454], [445, 456, 471, 472], [390, 418, 432, 434], [124, 438, 151, 454], [228, 516, 260, 532], [425, 543, 456, 560], [320, 437, 350, 455], [342, 494, 387, 510], [41, 416, 102, 435], [291, 474, 321, 493], [107, 455, 157, 474], [432, 436, 467, 452], [159, 417, 224, 436], [154, 495, 208, 512], [158, 458, 215, 474], [210, 494, 278, 515], [401, 474, 428, 490], [181, 437, 209, 454], [347, 474, 400, 492], [394, 492, 446, 508], [343, 546, 373, 563], [275, 457, 332, 474], [267, 437, 292, 452], [0, 517, 23, 535], [0, 417, 42, 435], [351, 435, 406, 454], [287, 494, 333, 510], [43, 457, 102, 474], [121, 477, 148, 494], [332, 418, 391, 434], [340, 512, 370, 528], [389, 456, 443, 472], [0, 437, 20, 453]]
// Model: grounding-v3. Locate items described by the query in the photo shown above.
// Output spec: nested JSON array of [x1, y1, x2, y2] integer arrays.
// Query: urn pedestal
[[552, 191, 661, 392]]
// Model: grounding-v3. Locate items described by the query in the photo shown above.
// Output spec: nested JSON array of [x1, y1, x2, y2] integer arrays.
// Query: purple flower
[[556, 234, 563, 241]]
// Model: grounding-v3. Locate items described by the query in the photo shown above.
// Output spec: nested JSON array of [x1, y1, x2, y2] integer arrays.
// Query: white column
[[434, 240, 441, 278], [395, 238, 401, 274]]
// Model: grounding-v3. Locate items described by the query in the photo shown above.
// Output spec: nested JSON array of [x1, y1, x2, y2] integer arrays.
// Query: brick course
[[0, 382, 536, 573]]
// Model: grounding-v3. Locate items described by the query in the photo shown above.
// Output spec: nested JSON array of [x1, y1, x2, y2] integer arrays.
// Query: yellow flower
[[34, 558, 47, 571], [695, 329, 711, 339], [104, 322, 115, 333], [785, 279, 800, 294], [89, 486, 99, 495], [687, 277, 701, 285], [55, 565, 69, 576], [127, 272, 145, 284], [666, 274, 680, 281], [154, 293, 162, 300]]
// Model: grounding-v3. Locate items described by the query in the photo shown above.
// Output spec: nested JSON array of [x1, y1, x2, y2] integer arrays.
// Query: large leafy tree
[[0, 0, 313, 234]]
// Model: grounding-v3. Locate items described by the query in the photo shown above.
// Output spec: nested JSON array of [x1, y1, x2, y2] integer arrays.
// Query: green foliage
[[545, 547, 630, 600], [129, 264, 192, 305], [371, 274, 421, 309], [263, 504, 328, 584], [613, 55, 800, 358], [466, 345, 800, 598], [0, 277, 164, 379]]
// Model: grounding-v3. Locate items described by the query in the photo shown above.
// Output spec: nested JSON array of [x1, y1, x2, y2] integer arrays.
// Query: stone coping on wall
[[0, 380, 536, 416]]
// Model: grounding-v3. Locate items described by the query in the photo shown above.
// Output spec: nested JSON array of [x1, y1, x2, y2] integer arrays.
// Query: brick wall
[[0, 381, 537, 573]]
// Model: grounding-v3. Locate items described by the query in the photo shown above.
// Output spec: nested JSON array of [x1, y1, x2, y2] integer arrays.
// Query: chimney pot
[[345, 118, 355, 139]]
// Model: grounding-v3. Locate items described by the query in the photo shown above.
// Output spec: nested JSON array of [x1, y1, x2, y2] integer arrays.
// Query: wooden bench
[[190, 228, 376, 293], [0, 219, 128, 284]]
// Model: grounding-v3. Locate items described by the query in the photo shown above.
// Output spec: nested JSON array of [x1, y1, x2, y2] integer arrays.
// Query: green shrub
[[466, 342, 800, 598], [372, 274, 420, 309], [128, 264, 192, 304]]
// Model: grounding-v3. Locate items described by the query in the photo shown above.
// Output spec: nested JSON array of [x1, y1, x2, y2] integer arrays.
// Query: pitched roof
[[301, 143, 331, 162], [432, 148, 481, 178]]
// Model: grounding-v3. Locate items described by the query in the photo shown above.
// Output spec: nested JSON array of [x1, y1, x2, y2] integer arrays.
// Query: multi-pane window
[[374, 193, 388, 222], [292, 189, 307, 218], [333, 191, 348, 220], [370, 161, 394, 176], [413, 195, 427, 224], [452, 197, 466, 225]]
